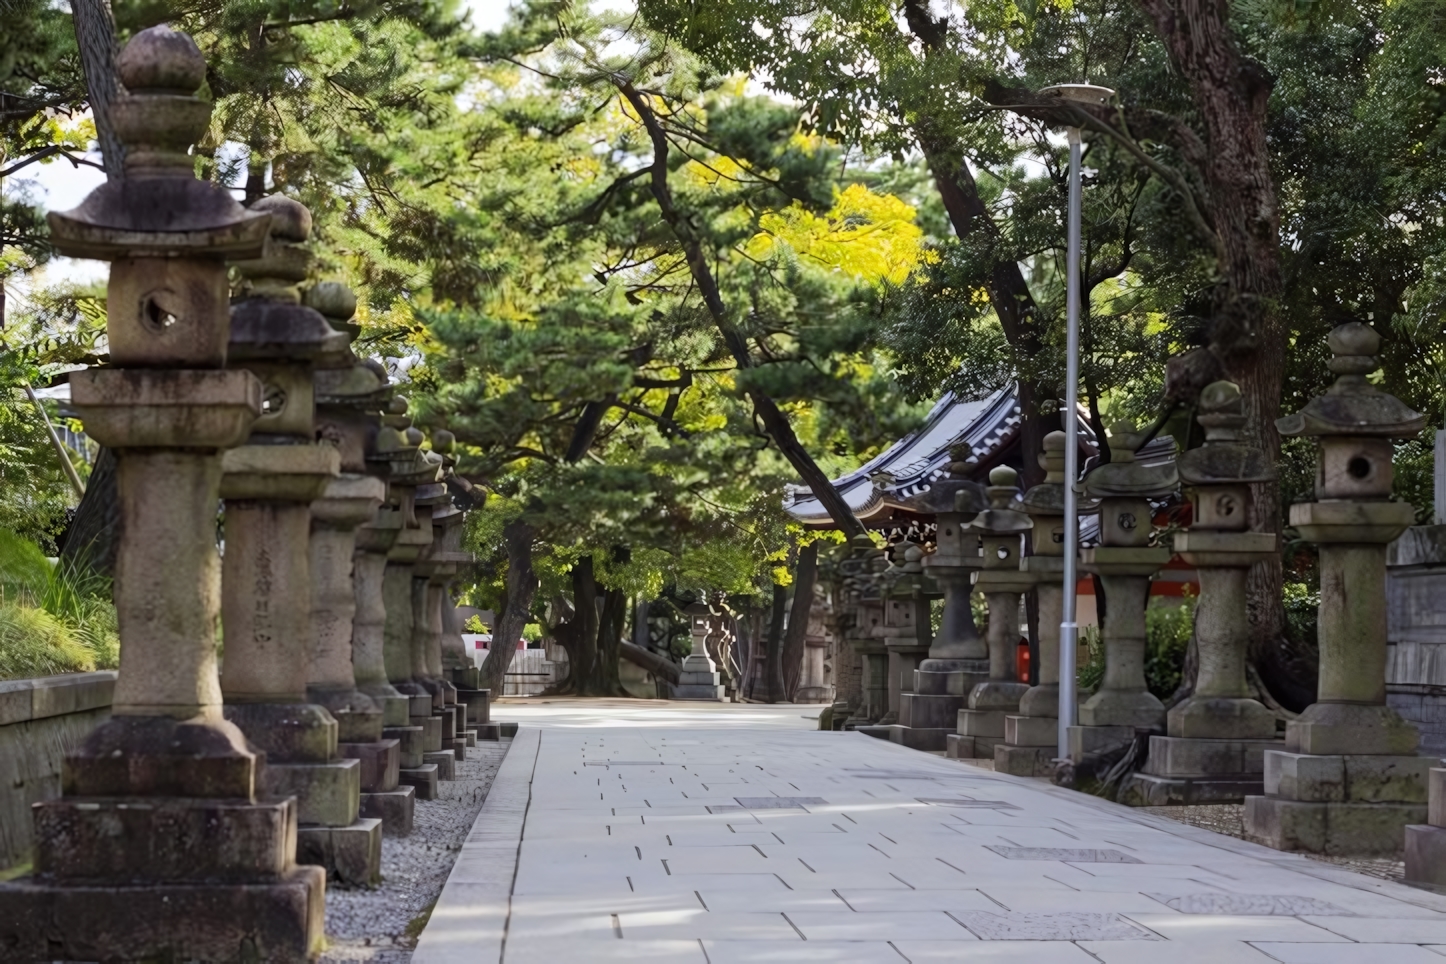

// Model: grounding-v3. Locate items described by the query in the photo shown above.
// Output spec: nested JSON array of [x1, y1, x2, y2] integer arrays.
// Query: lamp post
[[1039, 82, 1114, 760]]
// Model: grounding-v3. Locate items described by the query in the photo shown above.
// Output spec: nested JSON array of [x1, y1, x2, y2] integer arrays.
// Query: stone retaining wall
[[0, 672, 115, 869]]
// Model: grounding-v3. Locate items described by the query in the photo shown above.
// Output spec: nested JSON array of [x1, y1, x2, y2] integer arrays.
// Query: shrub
[[1145, 595, 1195, 699], [0, 529, 120, 675], [1283, 582, 1319, 653]]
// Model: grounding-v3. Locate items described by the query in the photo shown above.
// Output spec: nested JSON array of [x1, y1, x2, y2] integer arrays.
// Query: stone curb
[[0, 672, 117, 727], [411, 727, 536, 963]]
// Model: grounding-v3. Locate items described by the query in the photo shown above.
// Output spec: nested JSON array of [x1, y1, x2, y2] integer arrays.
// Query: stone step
[[297, 818, 382, 887], [1263, 750, 1435, 803], [399, 764, 439, 800], [899, 692, 963, 730], [958, 708, 1006, 738], [264, 759, 361, 827], [1118, 772, 1264, 807], [360, 786, 415, 837], [423, 750, 456, 781], [382, 724, 426, 769], [994, 743, 1054, 777], [1245, 794, 1426, 855], [338, 738, 400, 793], [1004, 714, 1057, 747], [33, 796, 298, 882], [882, 724, 952, 751]]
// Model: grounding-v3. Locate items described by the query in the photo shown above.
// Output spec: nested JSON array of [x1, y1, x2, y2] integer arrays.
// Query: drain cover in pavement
[[706, 797, 828, 812], [985, 846, 1142, 863], [955, 912, 1159, 941], [1151, 894, 1352, 916], [916, 798, 1020, 809]]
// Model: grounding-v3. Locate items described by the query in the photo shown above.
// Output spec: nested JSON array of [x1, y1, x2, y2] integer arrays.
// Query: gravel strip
[[320, 738, 511, 963], [1138, 802, 1407, 881]]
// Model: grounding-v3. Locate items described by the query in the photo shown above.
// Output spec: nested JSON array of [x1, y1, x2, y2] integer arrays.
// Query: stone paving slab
[[414, 700, 1446, 962]]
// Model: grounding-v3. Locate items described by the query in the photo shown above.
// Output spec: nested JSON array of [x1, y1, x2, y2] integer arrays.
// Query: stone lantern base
[[1405, 768, 1446, 888], [0, 755, 324, 961], [897, 657, 988, 753], [1118, 735, 1285, 806], [675, 652, 725, 700], [1244, 715, 1434, 855]]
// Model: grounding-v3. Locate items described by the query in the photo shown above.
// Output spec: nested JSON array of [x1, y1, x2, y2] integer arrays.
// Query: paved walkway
[[415, 700, 1446, 963]]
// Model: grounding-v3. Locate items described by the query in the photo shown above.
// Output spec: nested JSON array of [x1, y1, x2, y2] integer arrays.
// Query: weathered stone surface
[[1245, 794, 1426, 855], [360, 786, 415, 837], [958, 707, 1007, 738], [264, 759, 361, 827], [1286, 701, 1421, 756], [1405, 823, 1446, 888], [954, 912, 1157, 941], [1145, 735, 1283, 777], [1262, 750, 1433, 804], [0, 867, 324, 963], [33, 796, 297, 882], [384, 724, 426, 768], [984, 846, 1141, 863], [994, 743, 1054, 776], [1150, 893, 1350, 916], [1118, 772, 1265, 807], [883, 724, 952, 751], [424, 749, 457, 781], [338, 738, 400, 793], [1004, 714, 1057, 747], [296, 818, 381, 887], [63, 714, 259, 799], [898, 692, 961, 730], [1067, 724, 1135, 760], [399, 763, 440, 799], [224, 701, 338, 764]]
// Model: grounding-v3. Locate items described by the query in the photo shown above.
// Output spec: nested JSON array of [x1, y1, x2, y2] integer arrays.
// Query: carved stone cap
[[1179, 380, 1274, 485], [48, 27, 270, 259], [1083, 419, 1178, 499], [1276, 323, 1425, 439], [1020, 431, 1067, 514], [901, 476, 987, 518]]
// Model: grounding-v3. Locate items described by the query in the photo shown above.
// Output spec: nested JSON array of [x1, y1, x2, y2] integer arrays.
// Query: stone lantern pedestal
[[1246, 324, 1431, 854], [998, 433, 1080, 776], [220, 194, 381, 886], [0, 28, 324, 961], [1069, 422, 1177, 761], [676, 602, 726, 699], [954, 468, 1033, 759], [1121, 382, 1284, 806], [833, 538, 885, 726]]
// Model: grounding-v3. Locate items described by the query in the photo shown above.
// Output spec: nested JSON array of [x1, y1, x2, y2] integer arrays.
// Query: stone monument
[[896, 466, 988, 749], [1122, 382, 1283, 805], [1246, 323, 1432, 854], [1069, 421, 1177, 760], [220, 193, 383, 885], [0, 27, 324, 960], [954, 466, 1034, 759], [676, 601, 726, 699]]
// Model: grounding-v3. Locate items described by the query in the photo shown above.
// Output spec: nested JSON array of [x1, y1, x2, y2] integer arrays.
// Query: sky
[[5, 0, 526, 297]]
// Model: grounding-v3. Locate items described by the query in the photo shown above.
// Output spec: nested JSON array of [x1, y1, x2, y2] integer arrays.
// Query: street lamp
[[1039, 83, 1114, 762]]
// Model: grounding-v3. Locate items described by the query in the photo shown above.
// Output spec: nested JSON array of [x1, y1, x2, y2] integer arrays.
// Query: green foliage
[[1145, 596, 1195, 700], [0, 603, 96, 680], [1078, 624, 1104, 692], [1283, 582, 1320, 657], [0, 529, 118, 678]]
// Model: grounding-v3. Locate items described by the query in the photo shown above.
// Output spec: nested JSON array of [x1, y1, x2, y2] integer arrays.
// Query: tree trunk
[[478, 519, 537, 697], [762, 583, 788, 703], [781, 542, 819, 700], [59, 445, 119, 577], [72, 0, 123, 179], [595, 581, 628, 696], [571, 556, 600, 692], [620, 641, 679, 686], [1135, 0, 1296, 705], [614, 80, 868, 541]]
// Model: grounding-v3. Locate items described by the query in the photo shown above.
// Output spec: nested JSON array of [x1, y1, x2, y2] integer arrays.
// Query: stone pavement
[[414, 700, 1446, 963]]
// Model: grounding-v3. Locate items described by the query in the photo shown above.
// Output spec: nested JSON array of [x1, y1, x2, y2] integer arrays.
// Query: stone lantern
[[1124, 381, 1282, 806], [677, 600, 725, 700], [896, 466, 989, 747], [873, 540, 933, 729], [1246, 323, 1430, 854], [0, 27, 325, 961], [955, 466, 1034, 759], [219, 194, 385, 885], [832, 534, 882, 724], [997, 432, 1075, 775], [415, 461, 473, 760], [354, 402, 429, 778], [849, 545, 892, 723], [1070, 420, 1178, 760], [308, 283, 415, 836]]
